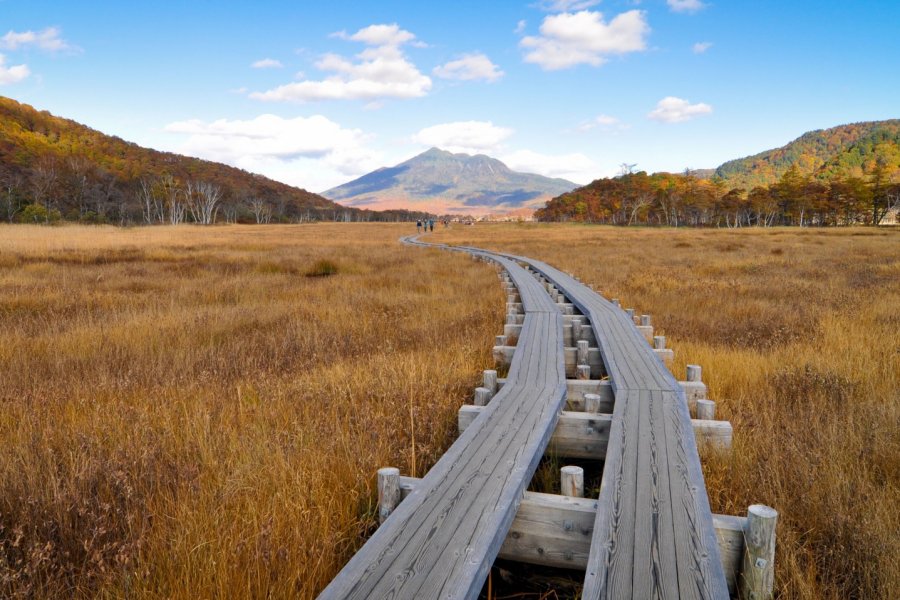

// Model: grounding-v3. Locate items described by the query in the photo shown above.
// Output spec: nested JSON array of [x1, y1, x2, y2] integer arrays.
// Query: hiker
[[416, 219, 422, 233], [429, 219, 434, 232]]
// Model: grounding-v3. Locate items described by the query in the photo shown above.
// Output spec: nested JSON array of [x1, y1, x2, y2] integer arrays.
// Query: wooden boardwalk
[[508, 256, 730, 599], [318, 247, 567, 599], [318, 237, 747, 600]]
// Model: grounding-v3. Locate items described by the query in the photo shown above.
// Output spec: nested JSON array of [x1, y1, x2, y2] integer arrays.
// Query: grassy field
[[431, 223, 900, 600], [2, 223, 897, 599], [0, 224, 503, 598]]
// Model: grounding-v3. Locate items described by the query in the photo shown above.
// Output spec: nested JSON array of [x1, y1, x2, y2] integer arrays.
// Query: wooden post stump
[[377, 467, 401, 524], [483, 369, 498, 394], [584, 393, 602, 413], [576, 340, 589, 366], [495, 335, 508, 346], [697, 399, 716, 420], [640, 314, 651, 327], [687, 364, 702, 382], [653, 335, 666, 350], [474, 387, 492, 407], [740, 504, 778, 600], [560, 466, 584, 498], [576, 365, 591, 380]]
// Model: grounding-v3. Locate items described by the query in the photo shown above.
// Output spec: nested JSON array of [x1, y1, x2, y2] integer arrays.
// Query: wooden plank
[[398, 477, 747, 587], [319, 252, 567, 600], [458, 407, 733, 459]]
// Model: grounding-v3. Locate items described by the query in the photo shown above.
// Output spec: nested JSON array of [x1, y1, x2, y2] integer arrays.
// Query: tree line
[[535, 164, 900, 226], [0, 158, 431, 225]]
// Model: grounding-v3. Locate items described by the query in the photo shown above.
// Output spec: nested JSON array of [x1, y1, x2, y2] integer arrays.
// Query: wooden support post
[[576, 365, 591, 380], [483, 370, 498, 395], [495, 334, 508, 346], [506, 312, 518, 325], [625, 308, 635, 321], [640, 314, 651, 327], [687, 364, 702, 382], [576, 340, 589, 366], [611, 298, 621, 308], [377, 467, 401, 524], [653, 335, 666, 350], [474, 387, 492, 406], [583, 393, 602, 414], [560, 466, 584, 498], [740, 505, 778, 600], [696, 399, 716, 420], [571, 318, 583, 342]]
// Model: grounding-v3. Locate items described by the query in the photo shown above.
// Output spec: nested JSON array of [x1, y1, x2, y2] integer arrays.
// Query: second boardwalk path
[[318, 250, 567, 599]]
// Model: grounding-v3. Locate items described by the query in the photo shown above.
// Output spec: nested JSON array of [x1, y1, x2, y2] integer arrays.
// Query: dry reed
[[0, 224, 503, 598]]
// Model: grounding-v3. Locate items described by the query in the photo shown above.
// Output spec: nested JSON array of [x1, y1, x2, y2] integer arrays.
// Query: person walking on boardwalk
[[416, 219, 422, 233], [429, 219, 434, 232]]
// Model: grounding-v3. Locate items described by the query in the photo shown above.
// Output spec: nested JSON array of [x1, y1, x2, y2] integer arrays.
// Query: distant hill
[[0, 96, 426, 223], [715, 120, 900, 189], [324, 148, 578, 216]]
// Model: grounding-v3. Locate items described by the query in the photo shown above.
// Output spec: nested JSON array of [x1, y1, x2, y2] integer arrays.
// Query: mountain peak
[[324, 149, 578, 216]]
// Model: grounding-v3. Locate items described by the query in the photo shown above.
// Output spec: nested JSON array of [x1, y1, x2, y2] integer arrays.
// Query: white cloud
[[0, 54, 29, 84], [647, 96, 712, 123], [163, 114, 382, 192], [250, 24, 430, 102], [577, 114, 628, 132], [1, 27, 71, 51], [251, 58, 283, 69], [538, 0, 603, 11], [433, 53, 503, 82], [692, 41, 712, 54], [332, 23, 416, 47], [501, 149, 598, 184], [515, 20, 527, 34], [668, 0, 706, 13], [521, 10, 649, 70], [412, 121, 514, 154]]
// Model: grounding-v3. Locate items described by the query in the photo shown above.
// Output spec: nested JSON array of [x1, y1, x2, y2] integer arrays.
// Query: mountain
[[714, 120, 900, 189], [324, 148, 578, 216], [0, 96, 427, 223]]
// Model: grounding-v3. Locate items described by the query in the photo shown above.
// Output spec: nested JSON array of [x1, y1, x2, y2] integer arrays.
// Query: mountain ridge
[[324, 147, 577, 216]]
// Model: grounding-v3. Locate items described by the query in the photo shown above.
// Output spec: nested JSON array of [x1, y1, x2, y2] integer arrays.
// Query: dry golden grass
[[0, 224, 504, 598], [432, 223, 900, 600]]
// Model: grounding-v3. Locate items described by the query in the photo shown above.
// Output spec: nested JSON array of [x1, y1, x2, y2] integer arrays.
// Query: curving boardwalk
[[319, 237, 728, 600], [318, 243, 567, 599]]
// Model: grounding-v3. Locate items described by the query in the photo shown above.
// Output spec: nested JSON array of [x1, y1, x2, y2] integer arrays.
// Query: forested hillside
[[715, 120, 900, 188], [538, 121, 900, 227], [0, 96, 427, 224]]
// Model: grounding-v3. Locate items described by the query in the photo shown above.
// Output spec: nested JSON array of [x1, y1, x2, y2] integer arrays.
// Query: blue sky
[[2, 0, 898, 192]]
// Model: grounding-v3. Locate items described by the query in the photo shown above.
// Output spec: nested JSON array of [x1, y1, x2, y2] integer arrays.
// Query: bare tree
[[31, 159, 59, 211], [248, 197, 272, 224], [185, 181, 221, 224], [137, 178, 164, 224], [1, 170, 24, 222]]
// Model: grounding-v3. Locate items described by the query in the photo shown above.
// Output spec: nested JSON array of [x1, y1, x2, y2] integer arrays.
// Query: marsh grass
[[434, 223, 899, 600], [0, 224, 504, 598]]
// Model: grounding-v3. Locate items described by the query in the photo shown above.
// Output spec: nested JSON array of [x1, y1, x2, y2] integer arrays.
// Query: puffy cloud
[[0, 54, 29, 85], [500, 149, 598, 184], [433, 53, 503, 82], [577, 114, 628, 132], [163, 114, 382, 191], [251, 58, 283, 69], [412, 121, 514, 154], [332, 23, 417, 47], [538, 0, 602, 11], [647, 96, 712, 123], [1, 27, 71, 51], [668, 0, 706, 13], [250, 24, 430, 102], [692, 41, 712, 54], [521, 10, 649, 70], [515, 20, 527, 34]]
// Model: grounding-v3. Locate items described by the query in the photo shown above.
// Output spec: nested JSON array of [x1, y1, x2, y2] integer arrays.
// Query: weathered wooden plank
[[398, 476, 748, 589], [319, 250, 567, 600]]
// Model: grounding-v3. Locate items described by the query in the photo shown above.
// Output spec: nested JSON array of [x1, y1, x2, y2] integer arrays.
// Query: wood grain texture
[[502, 254, 730, 600], [319, 242, 566, 600]]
